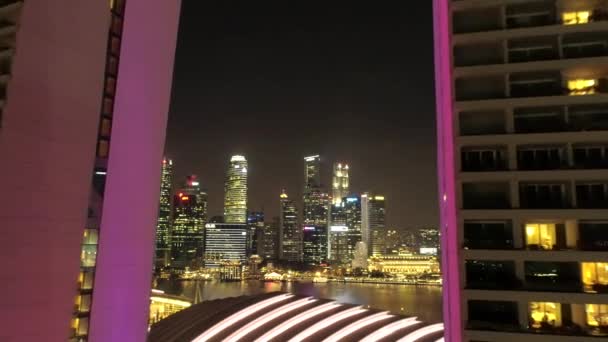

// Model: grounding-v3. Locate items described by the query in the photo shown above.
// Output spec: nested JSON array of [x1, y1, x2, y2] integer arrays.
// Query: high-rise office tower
[[434, 0, 608, 340], [331, 162, 350, 204], [261, 217, 280, 261], [155, 158, 174, 267], [329, 196, 361, 265], [0, 1, 181, 340], [224, 155, 248, 223], [279, 189, 300, 262], [302, 155, 330, 265], [418, 228, 440, 256], [203, 223, 247, 268], [171, 176, 207, 268], [247, 211, 264, 256], [304, 154, 321, 188], [369, 195, 386, 257]]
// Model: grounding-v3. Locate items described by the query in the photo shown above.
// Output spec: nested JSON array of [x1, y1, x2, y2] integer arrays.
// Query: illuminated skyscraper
[[329, 196, 361, 265], [203, 223, 247, 268], [261, 217, 280, 261], [302, 155, 330, 265], [279, 189, 300, 262], [155, 158, 173, 266], [224, 155, 248, 223], [304, 155, 321, 188], [171, 175, 207, 268], [246, 211, 264, 256], [435, 0, 608, 340], [331, 162, 350, 204], [367, 195, 386, 257], [0, 1, 181, 340]]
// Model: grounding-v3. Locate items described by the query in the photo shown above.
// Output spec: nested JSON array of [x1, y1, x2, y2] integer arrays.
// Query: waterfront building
[[418, 228, 440, 256], [279, 190, 300, 262], [149, 293, 445, 342], [224, 155, 248, 223], [368, 254, 440, 276], [0, 0, 180, 340], [149, 289, 191, 326], [302, 155, 330, 265], [170, 176, 207, 268], [303, 224, 329, 265], [155, 158, 174, 267], [434, 0, 608, 340], [203, 223, 247, 268], [352, 241, 369, 270]]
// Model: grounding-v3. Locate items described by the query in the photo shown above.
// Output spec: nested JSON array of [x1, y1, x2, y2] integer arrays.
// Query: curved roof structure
[[148, 292, 444, 342]]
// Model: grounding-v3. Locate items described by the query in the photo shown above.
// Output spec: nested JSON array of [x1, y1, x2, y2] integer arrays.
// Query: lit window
[[562, 11, 590, 25], [525, 223, 556, 250], [568, 79, 597, 95], [582, 262, 608, 293], [529, 302, 562, 328], [586, 304, 608, 328]]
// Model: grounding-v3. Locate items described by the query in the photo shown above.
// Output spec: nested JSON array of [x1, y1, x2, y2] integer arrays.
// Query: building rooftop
[[148, 292, 444, 342]]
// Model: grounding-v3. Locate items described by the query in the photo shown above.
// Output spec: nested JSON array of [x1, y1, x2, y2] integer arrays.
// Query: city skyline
[[166, 1, 437, 229]]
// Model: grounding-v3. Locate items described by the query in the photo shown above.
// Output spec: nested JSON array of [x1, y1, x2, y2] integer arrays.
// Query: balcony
[[464, 221, 514, 250], [461, 148, 508, 172], [579, 221, 608, 251], [573, 145, 608, 169], [525, 261, 582, 293], [517, 146, 567, 170], [519, 183, 569, 209], [576, 183, 608, 209], [463, 182, 511, 209]]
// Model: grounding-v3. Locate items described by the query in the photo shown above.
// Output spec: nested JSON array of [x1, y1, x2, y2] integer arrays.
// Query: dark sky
[[166, 2, 437, 229]]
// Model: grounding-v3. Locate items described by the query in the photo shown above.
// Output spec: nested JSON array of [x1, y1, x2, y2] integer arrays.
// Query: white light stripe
[[435, 338, 445, 342], [223, 297, 316, 341], [321, 312, 393, 342], [255, 302, 342, 342], [360, 317, 420, 342], [396, 323, 444, 342], [191, 293, 292, 342], [288, 306, 367, 342]]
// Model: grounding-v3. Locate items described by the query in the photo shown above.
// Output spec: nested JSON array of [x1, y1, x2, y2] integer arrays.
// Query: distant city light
[[330, 225, 348, 232], [205, 224, 216, 228], [95, 171, 107, 175], [374, 196, 385, 200], [242, 167, 247, 173], [303, 226, 315, 230], [304, 155, 320, 161], [346, 197, 358, 202], [181, 196, 189, 201], [231, 155, 246, 162], [191, 181, 199, 186]]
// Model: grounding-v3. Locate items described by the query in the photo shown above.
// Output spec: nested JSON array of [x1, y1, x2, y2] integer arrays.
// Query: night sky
[[166, 2, 437, 229]]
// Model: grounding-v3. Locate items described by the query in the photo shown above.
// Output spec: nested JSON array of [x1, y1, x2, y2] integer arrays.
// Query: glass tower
[[279, 190, 300, 262], [302, 155, 330, 265], [224, 155, 248, 223], [171, 175, 207, 268], [155, 157, 173, 267]]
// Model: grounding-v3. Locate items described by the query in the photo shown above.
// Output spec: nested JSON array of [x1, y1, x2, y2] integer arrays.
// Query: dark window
[[525, 261, 580, 292], [576, 183, 608, 208], [514, 106, 566, 133], [461, 148, 507, 171], [519, 183, 567, 208], [573, 145, 608, 169], [99, 118, 111, 138], [464, 221, 513, 249], [105, 77, 116, 96], [102, 98, 113, 117], [517, 146, 565, 170], [468, 300, 519, 328], [466, 260, 519, 289], [579, 221, 608, 251], [463, 182, 510, 209]]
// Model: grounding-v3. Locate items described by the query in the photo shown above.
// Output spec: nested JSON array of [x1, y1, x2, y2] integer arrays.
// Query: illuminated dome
[[148, 292, 444, 342]]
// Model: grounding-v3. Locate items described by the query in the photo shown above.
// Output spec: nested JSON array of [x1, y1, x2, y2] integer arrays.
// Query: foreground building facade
[[435, 0, 608, 340], [0, 0, 181, 341]]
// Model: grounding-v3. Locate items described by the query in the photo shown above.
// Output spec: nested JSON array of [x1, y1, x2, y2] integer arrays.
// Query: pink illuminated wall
[[433, 0, 462, 341], [88, 0, 181, 341], [0, 1, 108, 340]]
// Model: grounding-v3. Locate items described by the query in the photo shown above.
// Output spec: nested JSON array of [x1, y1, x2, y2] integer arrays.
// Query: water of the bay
[[156, 280, 443, 323]]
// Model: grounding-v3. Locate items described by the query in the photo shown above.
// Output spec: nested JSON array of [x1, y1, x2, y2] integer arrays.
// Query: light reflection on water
[[156, 280, 443, 323]]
